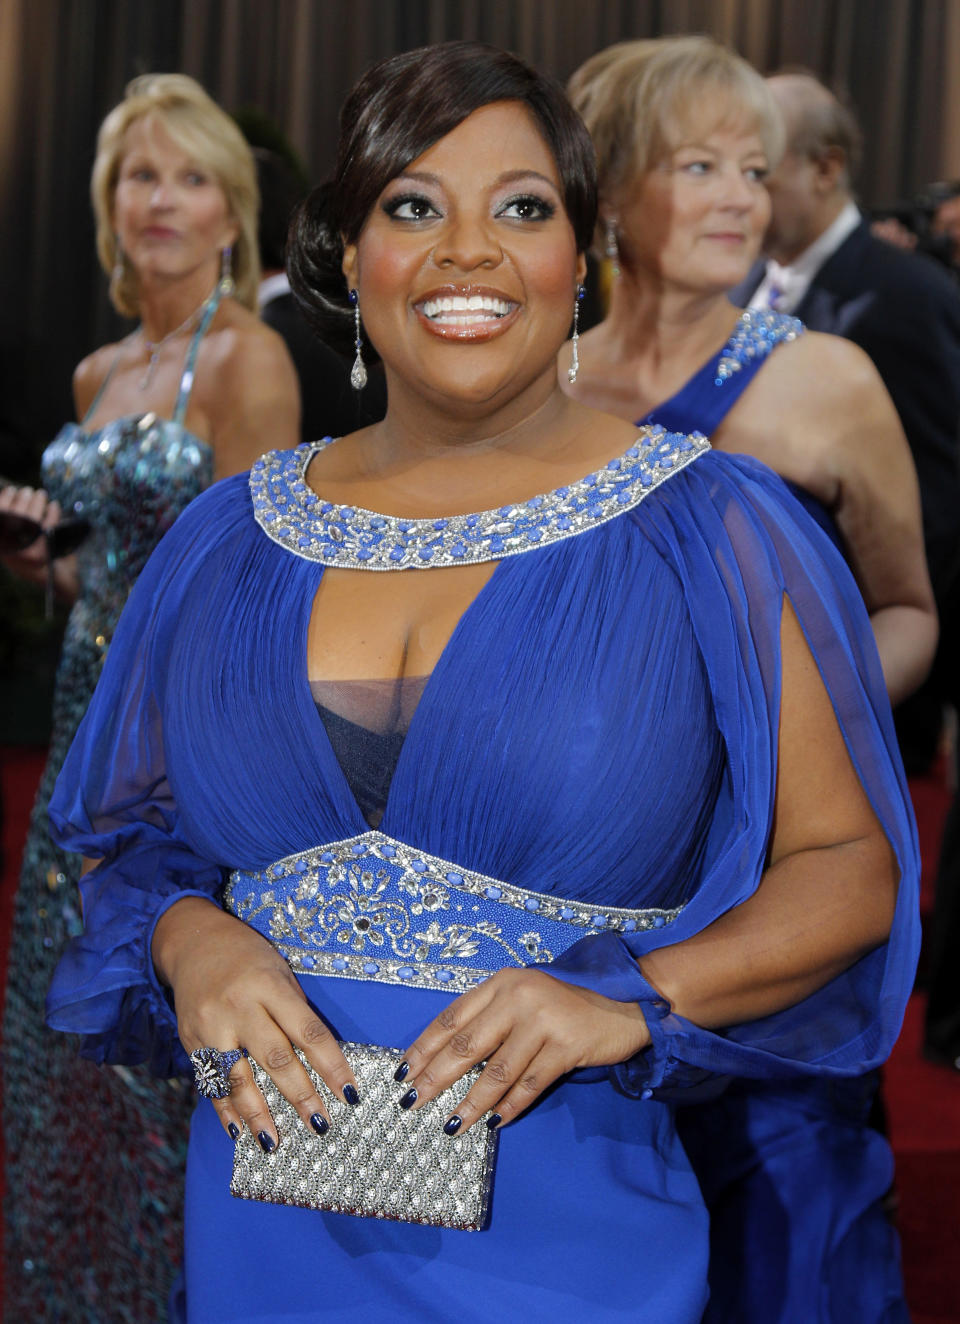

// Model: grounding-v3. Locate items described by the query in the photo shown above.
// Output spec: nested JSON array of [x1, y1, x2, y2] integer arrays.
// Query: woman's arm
[[822, 339, 938, 705], [741, 333, 938, 705], [151, 895, 358, 1149], [639, 597, 897, 1025], [399, 597, 899, 1131]]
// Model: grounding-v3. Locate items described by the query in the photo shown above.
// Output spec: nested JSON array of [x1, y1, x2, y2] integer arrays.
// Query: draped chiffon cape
[[646, 311, 913, 1322], [46, 440, 919, 1322]]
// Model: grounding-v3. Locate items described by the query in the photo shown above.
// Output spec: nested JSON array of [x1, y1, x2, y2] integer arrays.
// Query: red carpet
[[0, 746, 958, 1317]]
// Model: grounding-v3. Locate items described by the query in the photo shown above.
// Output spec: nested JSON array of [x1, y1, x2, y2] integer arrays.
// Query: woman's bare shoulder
[[765, 330, 882, 401], [72, 339, 128, 417], [202, 302, 296, 389]]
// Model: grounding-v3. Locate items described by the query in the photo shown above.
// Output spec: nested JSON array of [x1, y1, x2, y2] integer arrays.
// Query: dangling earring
[[349, 289, 367, 390], [567, 284, 585, 384], [112, 236, 125, 286], [219, 245, 235, 294], [604, 218, 621, 278]]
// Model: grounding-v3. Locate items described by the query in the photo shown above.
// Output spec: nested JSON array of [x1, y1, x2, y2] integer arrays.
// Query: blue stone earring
[[349, 289, 367, 390], [568, 283, 585, 384]]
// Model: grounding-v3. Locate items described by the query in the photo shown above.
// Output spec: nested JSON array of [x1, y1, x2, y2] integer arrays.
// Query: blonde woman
[[565, 37, 920, 1322], [1, 74, 298, 1320]]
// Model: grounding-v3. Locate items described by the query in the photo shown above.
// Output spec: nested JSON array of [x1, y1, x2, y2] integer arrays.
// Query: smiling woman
[[43, 42, 919, 1323]]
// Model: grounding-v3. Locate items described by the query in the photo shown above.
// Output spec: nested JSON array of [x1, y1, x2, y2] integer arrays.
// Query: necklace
[[138, 284, 218, 389]]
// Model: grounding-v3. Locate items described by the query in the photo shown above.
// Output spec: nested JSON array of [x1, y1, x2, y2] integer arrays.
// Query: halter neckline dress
[[3, 293, 219, 1322]]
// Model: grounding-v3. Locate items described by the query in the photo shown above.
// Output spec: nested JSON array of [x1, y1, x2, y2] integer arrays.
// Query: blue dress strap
[[171, 283, 224, 425], [642, 309, 803, 436]]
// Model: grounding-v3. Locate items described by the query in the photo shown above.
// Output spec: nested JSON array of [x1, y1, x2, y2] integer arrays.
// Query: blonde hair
[[568, 36, 784, 242], [92, 73, 260, 316]]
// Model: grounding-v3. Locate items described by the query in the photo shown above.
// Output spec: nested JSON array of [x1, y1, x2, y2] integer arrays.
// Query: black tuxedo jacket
[[261, 292, 387, 445], [732, 221, 960, 595]]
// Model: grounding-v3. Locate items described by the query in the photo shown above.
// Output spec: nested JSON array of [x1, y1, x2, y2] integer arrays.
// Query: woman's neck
[[310, 373, 638, 519], [601, 268, 739, 369], [136, 266, 221, 343]]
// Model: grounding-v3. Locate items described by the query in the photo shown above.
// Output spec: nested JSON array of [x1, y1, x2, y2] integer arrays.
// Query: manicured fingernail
[[399, 1088, 418, 1110], [486, 1113, 502, 1130], [443, 1114, 463, 1137], [227, 1122, 240, 1141], [257, 1131, 276, 1153], [393, 1060, 410, 1083], [342, 1083, 360, 1106], [309, 1113, 329, 1136]]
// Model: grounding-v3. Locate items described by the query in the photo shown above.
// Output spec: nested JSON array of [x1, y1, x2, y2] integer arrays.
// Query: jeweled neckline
[[249, 426, 710, 570], [715, 308, 803, 384]]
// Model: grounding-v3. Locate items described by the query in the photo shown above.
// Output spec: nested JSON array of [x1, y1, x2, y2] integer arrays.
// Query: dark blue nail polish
[[342, 1083, 360, 1106], [393, 1060, 410, 1083], [309, 1113, 329, 1136], [443, 1114, 463, 1137], [257, 1131, 276, 1153], [227, 1122, 240, 1141], [486, 1113, 502, 1130], [399, 1087, 418, 1110]]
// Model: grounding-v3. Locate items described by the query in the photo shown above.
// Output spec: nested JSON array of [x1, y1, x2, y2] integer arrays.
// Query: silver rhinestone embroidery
[[225, 831, 684, 992], [249, 427, 711, 569], [715, 309, 803, 384]]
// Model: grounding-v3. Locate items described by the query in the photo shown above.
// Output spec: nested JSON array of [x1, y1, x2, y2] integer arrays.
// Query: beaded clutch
[[230, 1042, 498, 1230]]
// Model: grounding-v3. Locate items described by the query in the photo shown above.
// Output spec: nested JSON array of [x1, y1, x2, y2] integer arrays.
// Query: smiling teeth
[[421, 295, 513, 320]]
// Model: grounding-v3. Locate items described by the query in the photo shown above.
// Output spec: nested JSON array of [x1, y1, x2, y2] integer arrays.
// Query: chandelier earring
[[604, 218, 621, 278], [567, 283, 585, 385], [219, 245, 235, 295], [349, 289, 367, 390]]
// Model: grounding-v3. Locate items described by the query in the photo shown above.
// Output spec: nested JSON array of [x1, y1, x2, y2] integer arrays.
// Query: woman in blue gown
[[565, 36, 932, 1322], [47, 43, 918, 1323]]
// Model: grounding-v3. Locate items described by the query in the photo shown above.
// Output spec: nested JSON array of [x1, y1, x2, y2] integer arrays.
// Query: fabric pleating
[[43, 443, 918, 1322]]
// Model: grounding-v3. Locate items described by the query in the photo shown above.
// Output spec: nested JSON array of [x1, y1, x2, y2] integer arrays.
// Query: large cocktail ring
[[189, 1046, 244, 1099]]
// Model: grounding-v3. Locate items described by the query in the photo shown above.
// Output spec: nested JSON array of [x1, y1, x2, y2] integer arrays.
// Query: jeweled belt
[[225, 831, 682, 993]]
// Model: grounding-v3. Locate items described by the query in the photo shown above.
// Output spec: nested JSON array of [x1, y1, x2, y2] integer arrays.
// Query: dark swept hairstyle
[[287, 41, 598, 357]]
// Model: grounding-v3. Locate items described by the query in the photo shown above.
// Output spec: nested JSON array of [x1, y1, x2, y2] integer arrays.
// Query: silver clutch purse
[[230, 1041, 498, 1230]]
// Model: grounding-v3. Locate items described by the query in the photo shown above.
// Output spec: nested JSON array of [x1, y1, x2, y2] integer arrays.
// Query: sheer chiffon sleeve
[[545, 452, 920, 1097], [44, 476, 251, 1076]]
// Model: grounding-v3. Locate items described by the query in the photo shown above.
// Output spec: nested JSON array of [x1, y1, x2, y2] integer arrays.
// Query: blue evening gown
[[46, 426, 918, 1322], [645, 308, 912, 1323]]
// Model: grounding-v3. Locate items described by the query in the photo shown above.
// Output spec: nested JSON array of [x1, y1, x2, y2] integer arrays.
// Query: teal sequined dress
[[2, 304, 217, 1321]]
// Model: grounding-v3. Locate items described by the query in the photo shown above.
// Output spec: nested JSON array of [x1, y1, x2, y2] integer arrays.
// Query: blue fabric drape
[[44, 446, 918, 1320]]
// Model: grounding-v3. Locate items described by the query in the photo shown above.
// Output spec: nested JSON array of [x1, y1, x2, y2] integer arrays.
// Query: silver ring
[[190, 1046, 243, 1099]]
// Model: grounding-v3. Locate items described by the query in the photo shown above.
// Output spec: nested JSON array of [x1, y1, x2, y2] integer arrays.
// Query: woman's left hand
[[398, 967, 650, 1132]]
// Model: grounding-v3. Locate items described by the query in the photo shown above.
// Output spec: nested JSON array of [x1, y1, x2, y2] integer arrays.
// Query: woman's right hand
[[0, 484, 61, 584], [152, 896, 359, 1149]]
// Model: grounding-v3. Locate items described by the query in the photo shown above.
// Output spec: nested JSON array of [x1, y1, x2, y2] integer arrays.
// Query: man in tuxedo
[[734, 72, 960, 1066]]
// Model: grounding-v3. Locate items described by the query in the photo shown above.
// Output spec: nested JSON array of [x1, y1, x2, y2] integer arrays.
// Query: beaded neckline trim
[[715, 309, 803, 385], [250, 427, 710, 569]]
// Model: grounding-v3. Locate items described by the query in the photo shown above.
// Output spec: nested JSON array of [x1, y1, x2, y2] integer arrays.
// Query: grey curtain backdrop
[[2, 0, 958, 474]]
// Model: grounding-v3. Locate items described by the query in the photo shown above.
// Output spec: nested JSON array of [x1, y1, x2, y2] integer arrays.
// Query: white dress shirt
[[749, 202, 862, 313], [258, 271, 292, 311]]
